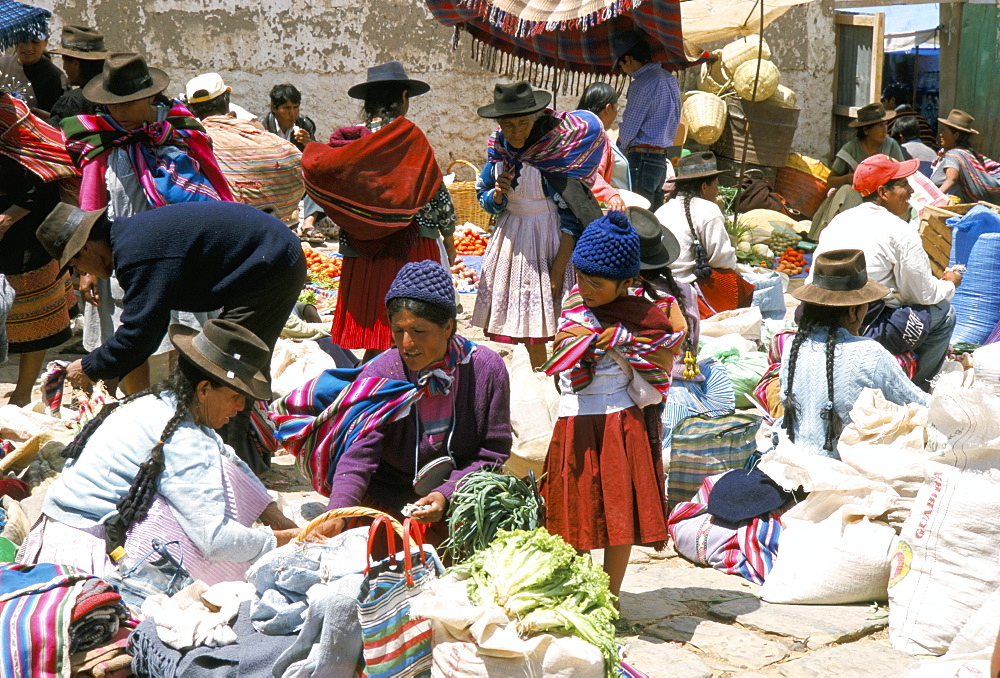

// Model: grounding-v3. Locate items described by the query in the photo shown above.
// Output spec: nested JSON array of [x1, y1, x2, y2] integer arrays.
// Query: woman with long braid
[[18, 320, 333, 585], [780, 250, 928, 458]]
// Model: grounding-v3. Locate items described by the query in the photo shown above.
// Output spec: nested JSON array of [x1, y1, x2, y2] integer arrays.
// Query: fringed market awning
[[0, 0, 49, 53], [426, 0, 707, 95]]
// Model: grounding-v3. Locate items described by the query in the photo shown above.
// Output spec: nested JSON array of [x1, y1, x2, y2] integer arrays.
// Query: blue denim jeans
[[626, 150, 668, 210]]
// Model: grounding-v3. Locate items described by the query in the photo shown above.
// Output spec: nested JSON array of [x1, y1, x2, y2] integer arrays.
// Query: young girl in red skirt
[[541, 210, 686, 596]]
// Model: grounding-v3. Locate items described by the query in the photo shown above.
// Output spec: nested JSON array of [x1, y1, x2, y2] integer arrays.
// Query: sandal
[[298, 227, 326, 247]]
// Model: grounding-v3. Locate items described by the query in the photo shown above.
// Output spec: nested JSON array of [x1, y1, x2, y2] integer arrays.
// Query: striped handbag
[[667, 412, 762, 505], [358, 516, 443, 678]]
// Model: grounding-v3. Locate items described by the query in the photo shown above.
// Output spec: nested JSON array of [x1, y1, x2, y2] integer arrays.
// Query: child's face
[[576, 272, 631, 307]]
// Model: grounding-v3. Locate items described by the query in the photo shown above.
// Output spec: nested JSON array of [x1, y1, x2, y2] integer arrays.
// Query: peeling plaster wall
[[36, 0, 506, 168]]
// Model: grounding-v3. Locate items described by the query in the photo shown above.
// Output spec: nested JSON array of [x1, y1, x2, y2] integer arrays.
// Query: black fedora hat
[[49, 25, 109, 60], [347, 60, 430, 100], [36, 203, 108, 270], [630, 206, 680, 270], [477, 81, 552, 119], [170, 320, 271, 401], [82, 52, 169, 105]]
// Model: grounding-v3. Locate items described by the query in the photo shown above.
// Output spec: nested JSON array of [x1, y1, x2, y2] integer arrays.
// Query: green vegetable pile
[[453, 528, 620, 675], [442, 470, 541, 560]]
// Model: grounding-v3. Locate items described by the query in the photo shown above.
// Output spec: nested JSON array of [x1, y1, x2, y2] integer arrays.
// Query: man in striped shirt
[[614, 33, 681, 210], [185, 73, 305, 228]]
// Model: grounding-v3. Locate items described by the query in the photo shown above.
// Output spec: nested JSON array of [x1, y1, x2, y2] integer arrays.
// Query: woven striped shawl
[[0, 92, 80, 183]]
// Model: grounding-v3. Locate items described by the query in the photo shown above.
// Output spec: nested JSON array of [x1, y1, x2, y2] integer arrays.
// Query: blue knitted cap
[[385, 260, 457, 315], [571, 210, 641, 280]]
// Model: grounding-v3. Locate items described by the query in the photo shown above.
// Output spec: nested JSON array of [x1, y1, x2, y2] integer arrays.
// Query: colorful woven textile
[[42, 358, 69, 417], [6, 260, 74, 353], [0, 562, 127, 678], [667, 472, 783, 585], [62, 99, 234, 208], [302, 117, 443, 258], [426, 0, 699, 73], [0, 0, 49, 53], [0, 91, 80, 183], [935, 147, 1000, 202], [487, 108, 604, 189], [201, 115, 303, 225], [543, 286, 683, 396], [271, 337, 476, 495]]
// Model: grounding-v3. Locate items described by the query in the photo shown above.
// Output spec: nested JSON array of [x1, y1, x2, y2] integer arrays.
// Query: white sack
[[270, 338, 336, 399], [504, 346, 559, 479], [700, 306, 763, 342]]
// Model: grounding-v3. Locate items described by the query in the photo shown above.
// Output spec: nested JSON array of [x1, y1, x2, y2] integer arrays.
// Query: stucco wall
[[36, 0, 506, 169]]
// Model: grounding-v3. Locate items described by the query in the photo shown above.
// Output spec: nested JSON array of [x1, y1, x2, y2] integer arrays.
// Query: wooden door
[[831, 11, 886, 158]]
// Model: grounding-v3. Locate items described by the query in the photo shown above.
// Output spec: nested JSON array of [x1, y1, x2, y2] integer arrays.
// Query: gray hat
[[630, 206, 680, 270], [36, 203, 107, 270]]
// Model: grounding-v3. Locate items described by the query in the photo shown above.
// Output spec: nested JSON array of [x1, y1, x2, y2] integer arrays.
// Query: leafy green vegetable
[[297, 288, 318, 306], [442, 470, 542, 560], [453, 528, 621, 675]]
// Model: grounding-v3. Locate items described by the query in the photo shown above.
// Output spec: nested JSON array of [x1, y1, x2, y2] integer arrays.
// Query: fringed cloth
[[0, 92, 80, 194], [487, 108, 605, 189], [62, 99, 234, 209], [271, 336, 476, 495], [5, 260, 74, 354], [302, 117, 443, 260], [542, 286, 683, 396], [0, 0, 50, 53]]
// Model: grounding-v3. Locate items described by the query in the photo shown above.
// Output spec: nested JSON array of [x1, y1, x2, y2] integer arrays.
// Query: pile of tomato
[[774, 247, 808, 276], [454, 228, 488, 256], [303, 245, 343, 289]]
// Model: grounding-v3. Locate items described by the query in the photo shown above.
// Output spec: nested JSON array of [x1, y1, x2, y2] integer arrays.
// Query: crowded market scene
[[0, 0, 999, 675]]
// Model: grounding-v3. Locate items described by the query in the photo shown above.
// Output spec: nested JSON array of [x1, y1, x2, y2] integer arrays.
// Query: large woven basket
[[765, 84, 798, 109], [733, 59, 780, 102], [721, 36, 771, 76], [682, 92, 728, 145], [446, 160, 492, 231]]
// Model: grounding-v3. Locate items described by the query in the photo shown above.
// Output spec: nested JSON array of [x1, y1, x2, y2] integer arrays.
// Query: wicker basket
[[446, 160, 492, 231], [733, 59, 780, 102], [296, 506, 404, 542], [765, 84, 797, 109], [682, 92, 728, 145], [698, 52, 730, 95], [721, 36, 772, 76]]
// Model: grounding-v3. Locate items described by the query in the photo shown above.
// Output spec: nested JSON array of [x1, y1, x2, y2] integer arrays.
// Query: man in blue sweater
[[37, 201, 306, 470]]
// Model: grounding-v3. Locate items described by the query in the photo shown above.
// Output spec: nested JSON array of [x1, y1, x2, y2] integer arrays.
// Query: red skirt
[[542, 407, 668, 551], [330, 236, 441, 350]]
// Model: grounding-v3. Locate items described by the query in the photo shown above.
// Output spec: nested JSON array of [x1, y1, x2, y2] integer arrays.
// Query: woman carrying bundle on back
[[932, 109, 1000, 203], [541, 211, 685, 597]]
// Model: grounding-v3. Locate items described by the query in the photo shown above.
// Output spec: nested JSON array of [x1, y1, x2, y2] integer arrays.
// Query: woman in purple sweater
[[325, 260, 512, 544]]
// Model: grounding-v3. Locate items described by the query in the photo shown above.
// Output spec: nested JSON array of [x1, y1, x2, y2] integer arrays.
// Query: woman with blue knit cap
[[541, 211, 686, 597]]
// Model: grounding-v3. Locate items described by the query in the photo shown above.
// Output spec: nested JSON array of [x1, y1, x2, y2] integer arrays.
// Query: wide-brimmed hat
[[937, 108, 979, 135], [707, 468, 792, 523], [82, 52, 169, 105], [347, 60, 430, 100], [49, 25, 109, 60], [169, 320, 271, 400], [630, 206, 680, 270], [619, 189, 651, 210], [36, 203, 107, 270], [186, 72, 230, 104], [477, 81, 552, 119], [849, 102, 896, 128], [665, 150, 724, 183], [792, 249, 889, 307]]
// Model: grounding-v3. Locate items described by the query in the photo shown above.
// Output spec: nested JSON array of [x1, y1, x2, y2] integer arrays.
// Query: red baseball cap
[[853, 154, 920, 197]]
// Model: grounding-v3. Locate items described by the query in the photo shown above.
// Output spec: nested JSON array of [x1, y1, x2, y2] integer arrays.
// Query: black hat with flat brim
[[170, 320, 272, 401], [477, 81, 552, 119], [347, 60, 430, 100], [630, 206, 680, 270], [82, 52, 169, 105]]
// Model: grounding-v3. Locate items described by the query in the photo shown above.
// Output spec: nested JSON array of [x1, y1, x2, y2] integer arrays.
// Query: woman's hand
[[607, 194, 627, 211], [80, 274, 100, 306], [411, 491, 447, 523], [492, 170, 514, 204]]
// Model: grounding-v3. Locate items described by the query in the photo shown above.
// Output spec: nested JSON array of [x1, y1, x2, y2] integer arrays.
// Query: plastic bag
[[699, 336, 769, 408], [950, 232, 1000, 344], [700, 306, 763, 342], [742, 268, 786, 321], [505, 346, 559, 478]]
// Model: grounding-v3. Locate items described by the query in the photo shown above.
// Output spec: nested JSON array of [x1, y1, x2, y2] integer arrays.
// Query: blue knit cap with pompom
[[571, 210, 641, 280], [385, 260, 457, 315]]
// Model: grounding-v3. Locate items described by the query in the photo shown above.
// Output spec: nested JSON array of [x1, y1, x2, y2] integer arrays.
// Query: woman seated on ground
[[781, 250, 929, 459], [810, 103, 905, 239], [931, 109, 1000, 203], [656, 152, 744, 319], [325, 261, 512, 545], [18, 320, 330, 585]]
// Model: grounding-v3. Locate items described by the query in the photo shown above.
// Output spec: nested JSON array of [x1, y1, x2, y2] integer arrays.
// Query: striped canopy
[[425, 0, 705, 75]]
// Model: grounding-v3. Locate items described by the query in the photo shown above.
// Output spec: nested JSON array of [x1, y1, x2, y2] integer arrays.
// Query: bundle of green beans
[[443, 469, 542, 560]]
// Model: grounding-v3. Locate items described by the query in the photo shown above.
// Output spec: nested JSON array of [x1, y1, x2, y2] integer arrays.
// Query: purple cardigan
[[326, 344, 512, 512]]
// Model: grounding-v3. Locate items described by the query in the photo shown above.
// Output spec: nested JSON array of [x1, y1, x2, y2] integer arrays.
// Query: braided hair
[[93, 358, 224, 554], [641, 264, 697, 361], [782, 303, 852, 453]]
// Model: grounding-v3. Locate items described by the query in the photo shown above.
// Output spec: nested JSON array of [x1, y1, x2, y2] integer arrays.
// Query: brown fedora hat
[[938, 109, 978, 135], [665, 150, 724, 183], [848, 102, 896, 128], [82, 52, 169, 105], [169, 320, 272, 401], [792, 249, 889, 307], [36, 203, 108, 270], [49, 25, 109, 60]]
